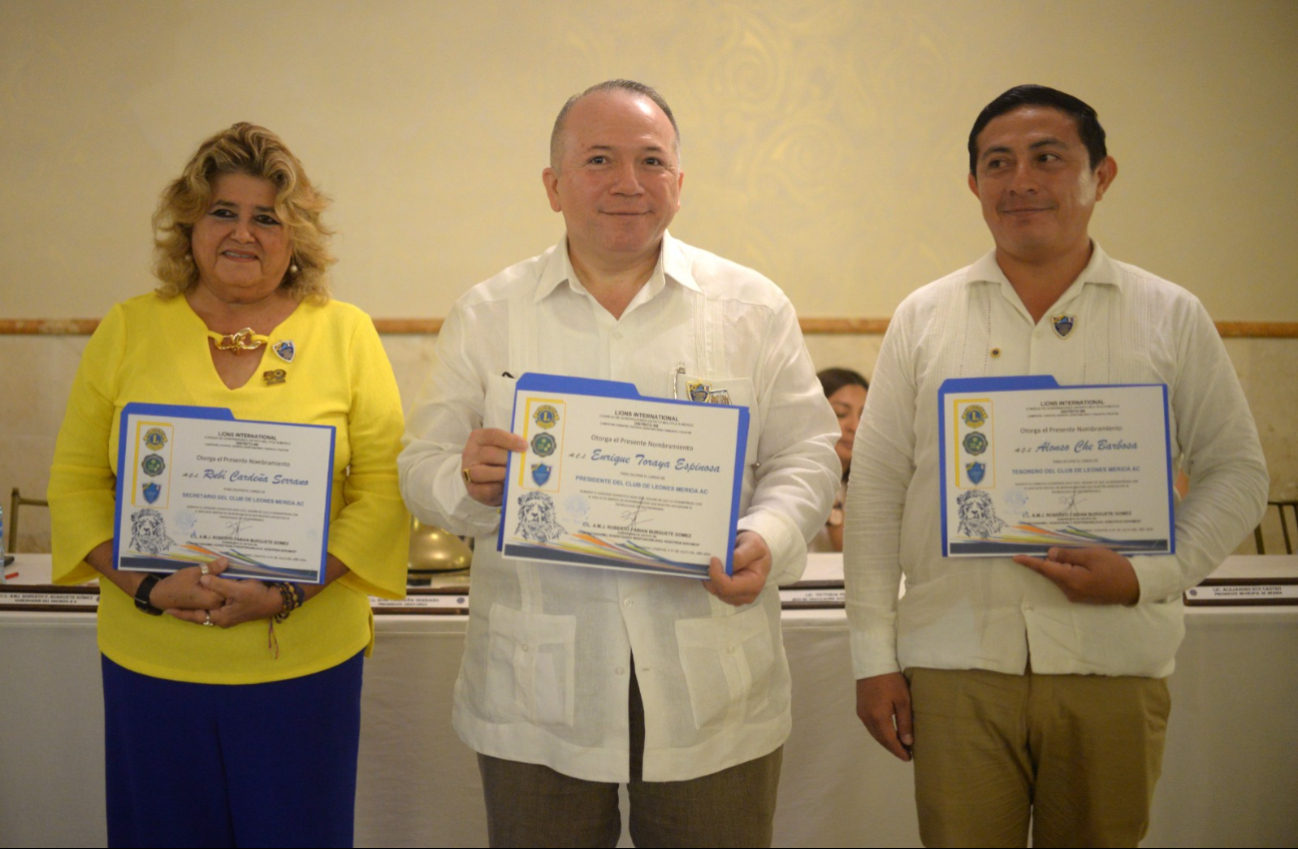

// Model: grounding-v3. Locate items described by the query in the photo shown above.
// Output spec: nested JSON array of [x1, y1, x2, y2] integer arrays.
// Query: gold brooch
[[214, 328, 266, 353]]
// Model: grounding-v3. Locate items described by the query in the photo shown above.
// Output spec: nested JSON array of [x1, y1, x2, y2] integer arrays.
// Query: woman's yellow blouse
[[48, 294, 409, 684]]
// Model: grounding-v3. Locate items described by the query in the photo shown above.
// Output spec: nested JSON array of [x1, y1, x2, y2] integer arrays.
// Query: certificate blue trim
[[937, 377, 1175, 557], [497, 373, 750, 577], [113, 403, 336, 583]]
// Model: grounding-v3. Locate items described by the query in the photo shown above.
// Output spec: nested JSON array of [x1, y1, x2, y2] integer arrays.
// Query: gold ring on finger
[[462, 466, 474, 486]]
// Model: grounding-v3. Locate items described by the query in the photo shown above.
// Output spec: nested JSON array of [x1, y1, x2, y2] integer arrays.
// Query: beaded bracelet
[[269, 581, 306, 623]]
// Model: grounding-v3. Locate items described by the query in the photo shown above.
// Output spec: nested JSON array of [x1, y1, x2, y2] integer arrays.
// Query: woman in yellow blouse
[[48, 123, 408, 847]]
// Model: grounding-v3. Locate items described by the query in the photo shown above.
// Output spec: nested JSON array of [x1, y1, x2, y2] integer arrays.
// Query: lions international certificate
[[113, 403, 335, 583], [498, 373, 749, 578], [938, 377, 1174, 557]]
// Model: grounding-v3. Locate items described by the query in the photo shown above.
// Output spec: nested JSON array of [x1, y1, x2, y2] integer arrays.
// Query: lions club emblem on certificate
[[143, 427, 168, 450], [530, 432, 557, 457], [961, 405, 988, 428], [533, 404, 560, 429]]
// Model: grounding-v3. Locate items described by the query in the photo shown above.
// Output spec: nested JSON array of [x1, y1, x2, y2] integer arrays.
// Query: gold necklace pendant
[[213, 328, 266, 354]]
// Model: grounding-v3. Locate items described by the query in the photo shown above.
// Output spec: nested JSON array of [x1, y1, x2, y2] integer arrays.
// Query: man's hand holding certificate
[[497, 373, 749, 578]]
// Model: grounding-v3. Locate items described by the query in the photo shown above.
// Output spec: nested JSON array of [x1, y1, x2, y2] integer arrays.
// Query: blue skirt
[[102, 651, 364, 848]]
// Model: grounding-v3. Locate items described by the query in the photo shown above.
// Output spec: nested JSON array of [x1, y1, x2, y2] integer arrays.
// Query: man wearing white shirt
[[845, 85, 1268, 847], [399, 79, 839, 847]]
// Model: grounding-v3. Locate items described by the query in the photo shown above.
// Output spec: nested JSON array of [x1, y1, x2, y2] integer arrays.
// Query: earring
[[290, 262, 300, 274], [185, 253, 192, 261]]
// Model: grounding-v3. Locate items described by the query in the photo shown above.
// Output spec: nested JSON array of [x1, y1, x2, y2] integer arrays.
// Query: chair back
[[8, 488, 50, 553]]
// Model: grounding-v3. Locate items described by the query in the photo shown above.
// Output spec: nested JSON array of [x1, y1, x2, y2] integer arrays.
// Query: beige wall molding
[[3, 318, 1297, 338]]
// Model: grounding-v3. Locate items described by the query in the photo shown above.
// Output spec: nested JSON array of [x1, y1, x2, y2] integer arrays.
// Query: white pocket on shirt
[[484, 602, 577, 727], [673, 604, 778, 730]]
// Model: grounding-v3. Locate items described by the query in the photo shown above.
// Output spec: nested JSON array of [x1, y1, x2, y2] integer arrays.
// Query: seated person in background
[[809, 367, 869, 552]]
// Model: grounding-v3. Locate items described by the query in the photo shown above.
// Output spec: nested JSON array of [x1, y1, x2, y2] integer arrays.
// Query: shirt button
[[727, 645, 736, 654], [623, 599, 633, 607], [521, 644, 531, 652], [615, 667, 626, 675]]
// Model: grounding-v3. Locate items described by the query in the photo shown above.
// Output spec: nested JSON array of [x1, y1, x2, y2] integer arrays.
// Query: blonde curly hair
[[152, 123, 334, 303]]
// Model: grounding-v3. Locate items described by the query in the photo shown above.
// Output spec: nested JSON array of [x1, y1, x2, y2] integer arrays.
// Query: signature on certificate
[[616, 496, 652, 532], [1059, 487, 1086, 519]]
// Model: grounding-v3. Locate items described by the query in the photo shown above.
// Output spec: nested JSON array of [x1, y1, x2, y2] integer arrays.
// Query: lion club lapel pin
[[273, 340, 296, 362], [1051, 314, 1076, 339]]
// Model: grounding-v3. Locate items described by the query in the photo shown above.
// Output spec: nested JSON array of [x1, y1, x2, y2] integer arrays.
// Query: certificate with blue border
[[938, 377, 1175, 557], [113, 403, 335, 583], [498, 373, 749, 578]]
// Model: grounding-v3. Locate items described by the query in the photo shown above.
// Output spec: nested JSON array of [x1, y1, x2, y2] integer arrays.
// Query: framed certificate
[[938, 376, 1175, 557], [498, 373, 749, 578], [113, 403, 335, 583]]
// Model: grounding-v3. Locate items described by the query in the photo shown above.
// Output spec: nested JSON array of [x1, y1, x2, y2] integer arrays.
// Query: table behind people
[[46, 122, 408, 848], [844, 84, 1268, 849], [399, 79, 840, 849]]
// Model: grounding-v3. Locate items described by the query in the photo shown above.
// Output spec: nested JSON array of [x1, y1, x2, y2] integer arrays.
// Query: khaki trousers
[[907, 667, 1171, 848], [477, 667, 782, 848]]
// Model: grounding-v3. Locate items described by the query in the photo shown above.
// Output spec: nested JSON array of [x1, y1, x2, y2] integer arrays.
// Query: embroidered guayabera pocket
[[674, 604, 776, 730], [484, 602, 577, 727]]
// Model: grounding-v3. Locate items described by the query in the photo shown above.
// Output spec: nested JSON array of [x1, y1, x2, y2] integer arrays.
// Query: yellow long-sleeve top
[[49, 293, 409, 684]]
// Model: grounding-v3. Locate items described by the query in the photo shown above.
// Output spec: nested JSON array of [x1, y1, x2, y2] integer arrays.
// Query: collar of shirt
[[967, 241, 1123, 319], [531, 231, 703, 309]]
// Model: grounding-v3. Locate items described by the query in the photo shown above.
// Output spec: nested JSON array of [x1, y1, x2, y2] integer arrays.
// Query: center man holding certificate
[[399, 80, 839, 847]]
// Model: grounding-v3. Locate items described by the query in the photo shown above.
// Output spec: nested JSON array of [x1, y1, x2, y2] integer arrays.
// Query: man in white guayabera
[[845, 84, 1268, 848], [399, 79, 839, 848]]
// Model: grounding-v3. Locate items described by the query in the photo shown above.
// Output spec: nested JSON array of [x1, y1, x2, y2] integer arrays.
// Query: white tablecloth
[[2, 556, 1296, 848]]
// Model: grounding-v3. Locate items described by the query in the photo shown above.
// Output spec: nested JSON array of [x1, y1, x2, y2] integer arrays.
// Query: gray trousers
[[477, 666, 783, 848]]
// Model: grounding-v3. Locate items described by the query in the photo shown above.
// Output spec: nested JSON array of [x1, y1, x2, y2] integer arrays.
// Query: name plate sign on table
[[499, 373, 748, 578], [938, 377, 1174, 557], [114, 403, 335, 583]]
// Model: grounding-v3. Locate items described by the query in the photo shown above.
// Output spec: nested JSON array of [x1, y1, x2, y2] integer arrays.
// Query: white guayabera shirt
[[399, 233, 839, 782], [845, 244, 1268, 681]]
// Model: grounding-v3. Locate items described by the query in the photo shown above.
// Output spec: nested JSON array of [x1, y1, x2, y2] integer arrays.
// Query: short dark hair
[[968, 85, 1107, 176], [817, 367, 869, 398], [549, 79, 681, 170]]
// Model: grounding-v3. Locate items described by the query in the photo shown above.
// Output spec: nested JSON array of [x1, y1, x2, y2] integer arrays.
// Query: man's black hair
[[968, 85, 1107, 175]]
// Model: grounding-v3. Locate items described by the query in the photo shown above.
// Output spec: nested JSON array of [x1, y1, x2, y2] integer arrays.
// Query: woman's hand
[[164, 558, 284, 628], [148, 563, 228, 612], [84, 541, 224, 612]]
